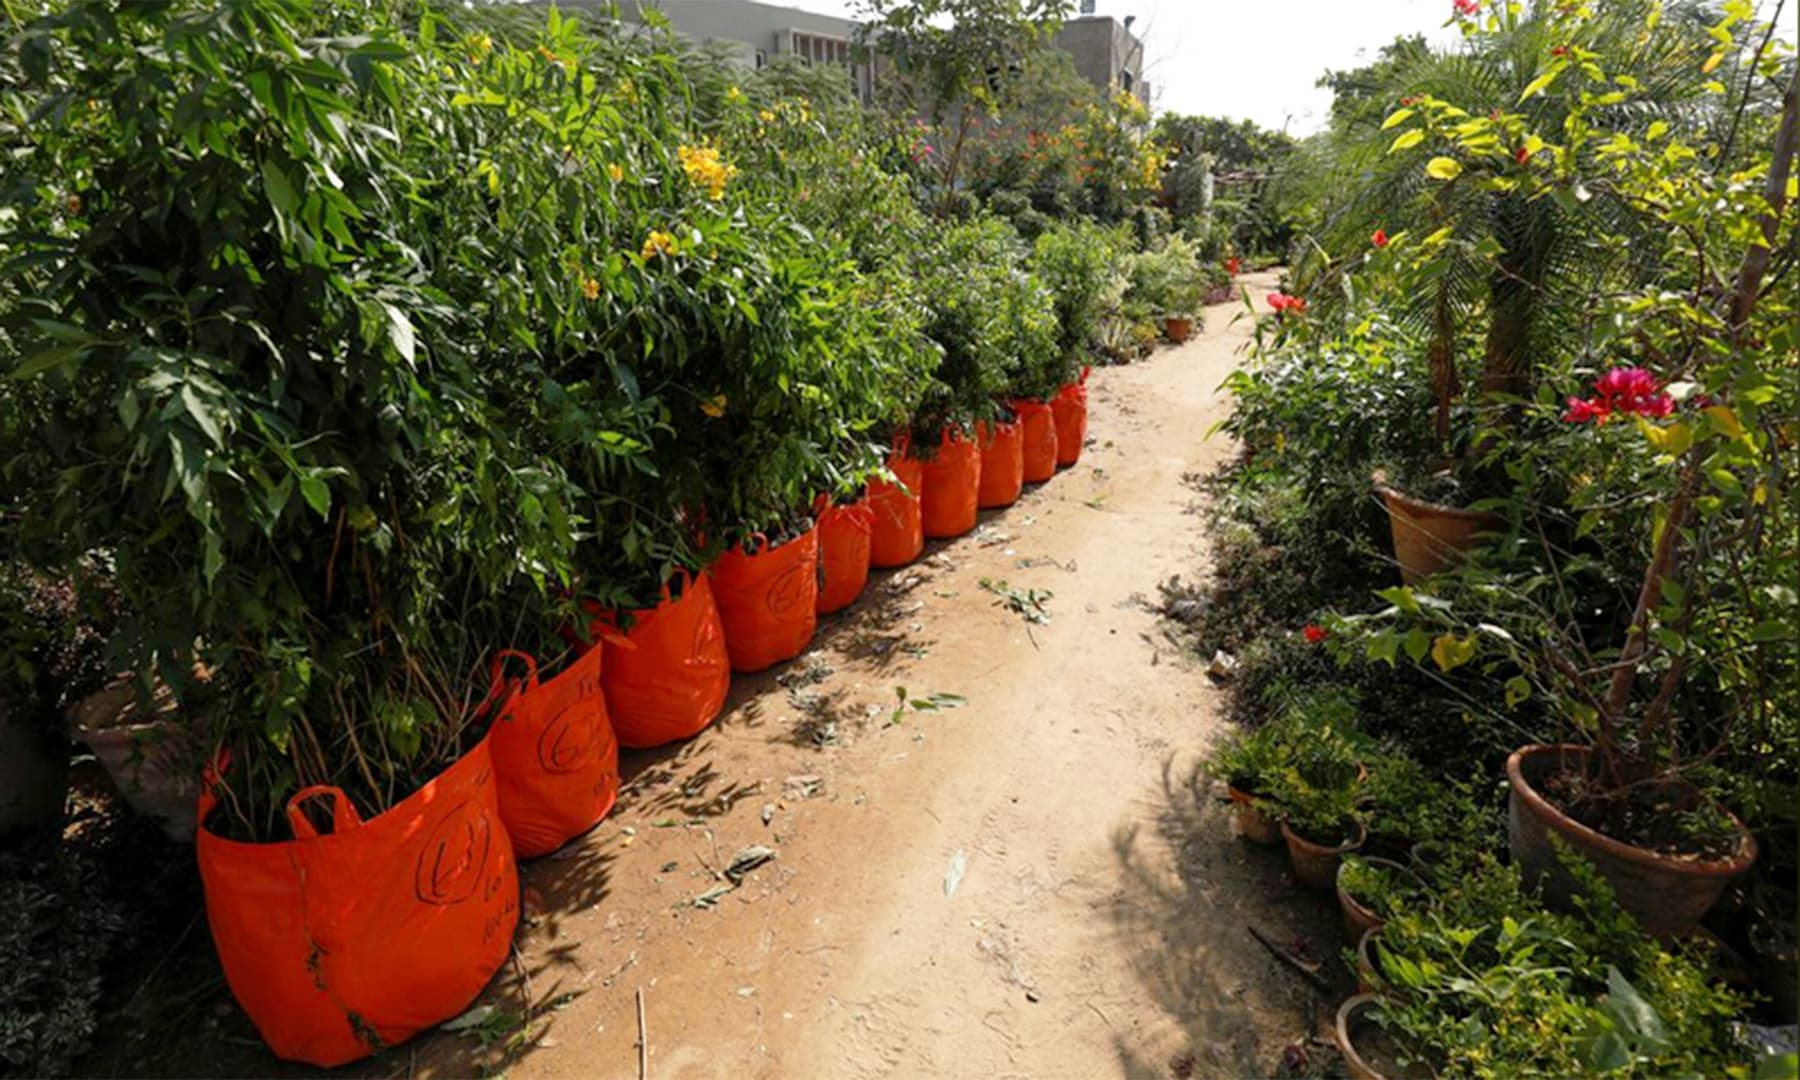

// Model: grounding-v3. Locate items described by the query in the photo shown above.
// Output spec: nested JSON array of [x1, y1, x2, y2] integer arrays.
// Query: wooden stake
[[1247, 924, 1331, 994]]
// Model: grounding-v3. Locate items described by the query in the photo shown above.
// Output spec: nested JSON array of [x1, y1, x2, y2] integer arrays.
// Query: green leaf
[[1381, 108, 1415, 130], [300, 475, 331, 518], [1425, 156, 1463, 180], [1430, 633, 1476, 672], [261, 158, 298, 214], [15, 343, 87, 379], [383, 302, 416, 364]]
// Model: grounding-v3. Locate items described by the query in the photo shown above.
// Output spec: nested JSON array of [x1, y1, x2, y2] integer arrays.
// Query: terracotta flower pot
[[1164, 315, 1194, 343], [69, 680, 199, 841], [1354, 927, 1382, 995], [1375, 482, 1502, 585], [1282, 817, 1366, 890], [1227, 783, 1282, 845], [1507, 744, 1757, 938], [1335, 994, 1431, 1080], [1336, 856, 1416, 941]]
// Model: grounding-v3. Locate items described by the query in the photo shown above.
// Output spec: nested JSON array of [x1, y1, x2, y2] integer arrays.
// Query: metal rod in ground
[[636, 986, 649, 1080], [1247, 923, 1331, 993]]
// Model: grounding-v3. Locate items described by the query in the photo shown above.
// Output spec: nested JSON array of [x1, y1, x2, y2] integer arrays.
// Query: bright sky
[[787, 0, 1463, 133]]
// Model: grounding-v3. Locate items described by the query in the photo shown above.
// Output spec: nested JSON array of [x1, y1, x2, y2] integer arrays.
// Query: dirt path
[[410, 271, 1343, 1080]]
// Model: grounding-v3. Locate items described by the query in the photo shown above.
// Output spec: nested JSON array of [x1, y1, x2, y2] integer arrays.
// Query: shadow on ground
[[1107, 755, 1352, 1079]]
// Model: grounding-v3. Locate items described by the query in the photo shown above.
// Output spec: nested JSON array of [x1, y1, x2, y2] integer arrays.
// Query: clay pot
[[1282, 817, 1365, 890], [1506, 744, 1757, 938], [1164, 315, 1194, 343], [69, 680, 199, 841], [0, 698, 67, 834], [1376, 482, 1502, 585], [1354, 928, 1382, 994], [1336, 856, 1417, 941], [1335, 994, 1431, 1080], [1227, 783, 1282, 845]]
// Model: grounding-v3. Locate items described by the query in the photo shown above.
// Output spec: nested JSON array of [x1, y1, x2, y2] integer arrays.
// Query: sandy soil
[[361, 272, 1346, 1079]]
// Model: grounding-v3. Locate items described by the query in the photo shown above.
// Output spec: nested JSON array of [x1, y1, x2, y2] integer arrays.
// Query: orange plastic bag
[[976, 418, 1024, 509], [1015, 398, 1059, 483], [921, 427, 981, 539], [1051, 370, 1090, 468], [595, 570, 730, 749], [815, 494, 874, 615], [869, 440, 925, 569], [712, 526, 819, 673], [196, 740, 518, 1067], [486, 647, 618, 858]]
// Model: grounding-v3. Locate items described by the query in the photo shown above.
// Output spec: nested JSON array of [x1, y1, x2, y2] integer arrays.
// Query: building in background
[[1052, 12, 1150, 105], [590, 1, 1149, 109], [609, 0, 872, 100]]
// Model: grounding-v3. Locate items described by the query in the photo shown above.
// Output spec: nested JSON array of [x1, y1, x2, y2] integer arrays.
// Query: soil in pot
[[1283, 817, 1365, 890], [1336, 995, 1434, 1080], [1507, 744, 1757, 938], [1376, 482, 1502, 585], [1226, 783, 1283, 845]]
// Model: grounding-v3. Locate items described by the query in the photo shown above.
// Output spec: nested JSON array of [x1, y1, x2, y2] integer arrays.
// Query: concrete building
[[613, 0, 872, 99], [1051, 14, 1150, 104]]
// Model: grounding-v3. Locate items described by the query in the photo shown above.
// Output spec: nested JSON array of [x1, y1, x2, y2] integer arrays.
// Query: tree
[[856, 0, 1072, 215]]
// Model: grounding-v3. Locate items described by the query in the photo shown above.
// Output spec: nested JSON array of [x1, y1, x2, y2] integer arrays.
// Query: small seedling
[[887, 685, 968, 726]]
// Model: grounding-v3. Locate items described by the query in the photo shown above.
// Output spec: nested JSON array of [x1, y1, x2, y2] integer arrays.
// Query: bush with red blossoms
[[1561, 366, 1675, 424], [1267, 292, 1307, 315]]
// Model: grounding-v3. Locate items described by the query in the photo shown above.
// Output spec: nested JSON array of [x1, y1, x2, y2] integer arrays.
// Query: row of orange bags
[[193, 379, 1089, 1066]]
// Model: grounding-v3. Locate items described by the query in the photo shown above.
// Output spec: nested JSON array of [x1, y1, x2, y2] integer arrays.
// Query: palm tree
[[1287, 0, 1727, 448]]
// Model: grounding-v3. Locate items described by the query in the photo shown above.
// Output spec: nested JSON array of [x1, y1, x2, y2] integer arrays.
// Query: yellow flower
[[641, 230, 677, 259], [700, 394, 727, 418], [677, 142, 738, 200], [726, 86, 744, 104], [607, 163, 624, 183], [758, 108, 776, 124], [466, 31, 492, 60], [581, 277, 600, 301]]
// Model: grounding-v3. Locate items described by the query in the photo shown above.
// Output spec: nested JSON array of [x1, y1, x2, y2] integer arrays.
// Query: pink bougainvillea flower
[[1303, 623, 1330, 644], [1563, 366, 1675, 424], [1371, 228, 1390, 248], [1453, 0, 1481, 16]]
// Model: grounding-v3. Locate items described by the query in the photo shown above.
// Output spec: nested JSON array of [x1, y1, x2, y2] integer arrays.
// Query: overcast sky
[[787, 0, 1464, 134]]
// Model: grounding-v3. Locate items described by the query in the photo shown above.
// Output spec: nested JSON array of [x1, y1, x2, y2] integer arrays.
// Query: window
[[791, 31, 851, 68]]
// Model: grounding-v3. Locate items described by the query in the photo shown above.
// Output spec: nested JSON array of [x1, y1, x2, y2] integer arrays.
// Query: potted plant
[[1336, 855, 1428, 941], [0, 564, 117, 834], [1276, 779, 1367, 891], [1335, 995, 1433, 1080], [1202, 721, 1290, 845]]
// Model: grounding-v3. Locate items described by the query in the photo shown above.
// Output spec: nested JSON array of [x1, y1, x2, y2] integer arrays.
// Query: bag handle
[[285, 786, 364, 840], [197, 748, 232, 826], [1080, 365, 1092, 385]]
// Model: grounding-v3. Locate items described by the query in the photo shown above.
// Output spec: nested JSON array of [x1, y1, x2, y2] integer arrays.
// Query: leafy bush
[[1124, 233, 1208, 319], [0, 844, 125, 1077], [909, 216, 1031, 441], [1029, 219, 1126, 388]]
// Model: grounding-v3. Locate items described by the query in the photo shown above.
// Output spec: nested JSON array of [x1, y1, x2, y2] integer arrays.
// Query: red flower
[[1268, 293, 1308, 315], [1371, 228, 1390, 248], [1551, 44, 1569, 56], [1453, 0, 1480, 15], [1225, 257, 1242, 276], [1563, 366, 1675, 424], [1515, 146, 1532, 164], [1400, 95, 1421, 107], [1303, 624, 1329, 644]]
